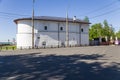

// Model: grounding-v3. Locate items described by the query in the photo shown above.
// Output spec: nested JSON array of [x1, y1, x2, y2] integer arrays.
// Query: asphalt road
[[0, 46, 120, 80]]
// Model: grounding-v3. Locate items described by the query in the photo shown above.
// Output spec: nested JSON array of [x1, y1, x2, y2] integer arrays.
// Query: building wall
[[16, 20, 89, 49], [16, 20, 32, 48]]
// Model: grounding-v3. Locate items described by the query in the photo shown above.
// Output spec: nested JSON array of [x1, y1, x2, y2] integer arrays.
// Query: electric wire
[[89, 7, 120, 19], [79, 0, 117, 16]]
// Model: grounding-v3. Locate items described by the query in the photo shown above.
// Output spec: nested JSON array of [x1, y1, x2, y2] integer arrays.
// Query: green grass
[[0, 45, 16, 50]]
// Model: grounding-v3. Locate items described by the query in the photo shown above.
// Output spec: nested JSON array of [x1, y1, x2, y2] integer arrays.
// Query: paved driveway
[[0, 46, 120, 80]]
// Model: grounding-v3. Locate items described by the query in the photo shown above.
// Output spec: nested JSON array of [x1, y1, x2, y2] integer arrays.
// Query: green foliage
[[89, 23, 103, 40], [84, 16, 89, 22], [102, 20, 115, 38], [0, 45, 16, 50], [89, 20, 115, 40], [103, 20, 109, 27], [116, 30, 120, 38]]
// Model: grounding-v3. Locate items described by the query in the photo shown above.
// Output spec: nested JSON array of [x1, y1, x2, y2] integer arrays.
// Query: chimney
[[73, 16, 76, 22]]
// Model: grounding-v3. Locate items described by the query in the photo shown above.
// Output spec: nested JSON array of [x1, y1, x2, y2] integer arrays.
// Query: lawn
[[0, 45, 16, 51]]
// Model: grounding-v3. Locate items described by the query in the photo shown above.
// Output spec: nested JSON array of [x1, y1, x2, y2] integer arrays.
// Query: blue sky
[[0, 0, 120, 42]]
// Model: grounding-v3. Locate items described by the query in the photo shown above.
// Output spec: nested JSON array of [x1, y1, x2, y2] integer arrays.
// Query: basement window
[[44, 26, 47, 30]]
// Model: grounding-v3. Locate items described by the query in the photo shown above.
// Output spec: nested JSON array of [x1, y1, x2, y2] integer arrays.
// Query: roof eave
[[14, 17, 91, 24]]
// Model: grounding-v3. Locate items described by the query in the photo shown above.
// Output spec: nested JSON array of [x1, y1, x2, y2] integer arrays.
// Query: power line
[[0, 11, 31, 20], [79, 0, 117, 16], [0, 16, 14, 19], [0, 11, 30, 17], [0, 14, 26, 20], [89, 7, 120, 19], [0, 0, 119, 20]]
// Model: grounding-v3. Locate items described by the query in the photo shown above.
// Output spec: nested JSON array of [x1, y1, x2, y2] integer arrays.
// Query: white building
[[14, 16, 90, 49]]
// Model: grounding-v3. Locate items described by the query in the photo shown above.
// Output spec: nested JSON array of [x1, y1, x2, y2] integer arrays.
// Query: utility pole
[[66, 10, 69, 47], [79, 24, 81, 46], [58, 23, 60, 48], [32, 0, 35, 48]]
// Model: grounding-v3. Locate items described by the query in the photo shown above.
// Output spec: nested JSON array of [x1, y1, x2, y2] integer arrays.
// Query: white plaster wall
[[80, 24, 89, 45], [17, 33, 32, 48], [16, 19, 89, 48], [81, 34, 89, 45], [69, 23, 79, 33], [59, 32, 66, 45], [81, 24, 89, 33], [17, 20, 32, 49], [35, 32, 59, 47], [17, 20, 32, 33], [49, 22, 58, 31], [69, 33, 78, 46]]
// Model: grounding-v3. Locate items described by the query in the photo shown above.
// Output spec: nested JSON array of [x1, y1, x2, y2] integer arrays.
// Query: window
[[81, 28, 83, 32], [60, 27, 63, 31], [37, 37, 40, 39], [44, 26, 47, 30]]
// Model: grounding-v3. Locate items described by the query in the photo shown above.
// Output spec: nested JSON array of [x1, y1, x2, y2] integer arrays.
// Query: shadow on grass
[[0, 53, 120, 80]]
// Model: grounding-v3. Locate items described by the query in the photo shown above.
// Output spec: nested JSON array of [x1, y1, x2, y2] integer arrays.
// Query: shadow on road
[[0, 53, 120, 80]]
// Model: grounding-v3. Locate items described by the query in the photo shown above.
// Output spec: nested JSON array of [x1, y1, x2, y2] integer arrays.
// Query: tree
[[89, 20, 115, 41], [109, 26, 115, 38], [84, 16, 89, 22], [116, 30, 120, 39], [103, 20, 110, 37], [89, 23, 103, 40], [103, 20, 115, 39], [103, 20, 109, 27]]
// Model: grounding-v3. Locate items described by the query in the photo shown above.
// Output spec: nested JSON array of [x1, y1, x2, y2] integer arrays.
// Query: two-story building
[[14, 16, 90, 49]]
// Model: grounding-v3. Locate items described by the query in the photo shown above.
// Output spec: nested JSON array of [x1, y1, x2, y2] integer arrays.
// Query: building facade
[[14, 16, 90, 49]]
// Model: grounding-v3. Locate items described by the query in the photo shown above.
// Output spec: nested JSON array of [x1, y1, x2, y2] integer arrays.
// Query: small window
[[37, 37, 40, 39], [81, 28, 83, 32], [60, 27, 63, 31], [44, 26, 47, 30], [42, 41, 46, 46]]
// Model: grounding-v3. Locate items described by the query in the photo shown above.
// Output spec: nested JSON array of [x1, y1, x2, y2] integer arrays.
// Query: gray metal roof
[[14, 16, 90, 24]]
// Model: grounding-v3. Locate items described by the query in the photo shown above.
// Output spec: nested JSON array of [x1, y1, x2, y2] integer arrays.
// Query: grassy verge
[[0, 45, 16, 51]]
